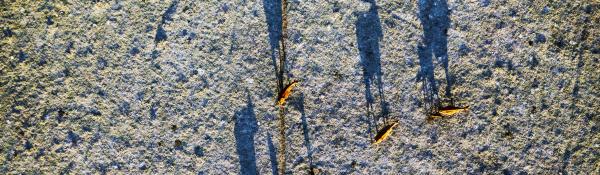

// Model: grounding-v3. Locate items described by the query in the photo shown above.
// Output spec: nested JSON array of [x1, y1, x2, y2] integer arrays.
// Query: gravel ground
[[1, 0, 598, 174]]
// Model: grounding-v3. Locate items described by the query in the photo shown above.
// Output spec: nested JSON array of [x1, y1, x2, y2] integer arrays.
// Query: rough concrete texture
[[1, 0, 598, 174]]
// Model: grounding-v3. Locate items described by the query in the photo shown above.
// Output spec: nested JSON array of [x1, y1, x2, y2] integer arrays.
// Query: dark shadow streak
[[267, 133, 279, 175], [562, 16, 590, 174], [150, 0, 178, 69], [355, 0, 389, 137], [416, 0, 450, 111], [155, 0, 179, 44], [263, 0, 284, 90], [568, 18, 589, 120], [293, 93, 315, 174], [234, 91, 258, 175]]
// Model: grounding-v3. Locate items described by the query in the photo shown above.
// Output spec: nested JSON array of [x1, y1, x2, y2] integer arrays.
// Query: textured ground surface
[[1, 0, 599, 174]]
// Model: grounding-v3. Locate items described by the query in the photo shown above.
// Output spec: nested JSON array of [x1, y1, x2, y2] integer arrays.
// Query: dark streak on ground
[[263, 0, 284, 89], [416, 0, 451, 112], [562, 11, 591, 174], [234, 91, 258, 175], [355, 0, 389, 140], [293, 92, 316, 174], [267, 133, 279, 175], [155, 0, 179, 44]]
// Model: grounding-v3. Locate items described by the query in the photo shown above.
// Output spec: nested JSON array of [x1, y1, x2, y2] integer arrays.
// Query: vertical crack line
[[277, 108, 286, 175], [277, 1, 289, 174], [278, 0, 289, 91]]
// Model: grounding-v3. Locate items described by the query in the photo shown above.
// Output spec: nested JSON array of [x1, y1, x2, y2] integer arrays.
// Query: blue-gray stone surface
[[0, 0, 598, 174]]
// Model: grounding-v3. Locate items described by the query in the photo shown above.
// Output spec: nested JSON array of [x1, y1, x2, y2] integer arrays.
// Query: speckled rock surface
[[1, 0, 598, 174]]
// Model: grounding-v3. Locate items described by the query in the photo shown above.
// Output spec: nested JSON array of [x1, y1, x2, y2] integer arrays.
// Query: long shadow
[[234, 91, 258, 175], [155, 0, 178, 45], [267, 133, 279, 175], [355, 0, 389, 137], [150, 0, 179, 71], [416, 0, 451, 111], [263, 0, 285, 90], [562, 16, 590, 174], [293, 93, 316, 174], [568, 17, 590, 119]]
